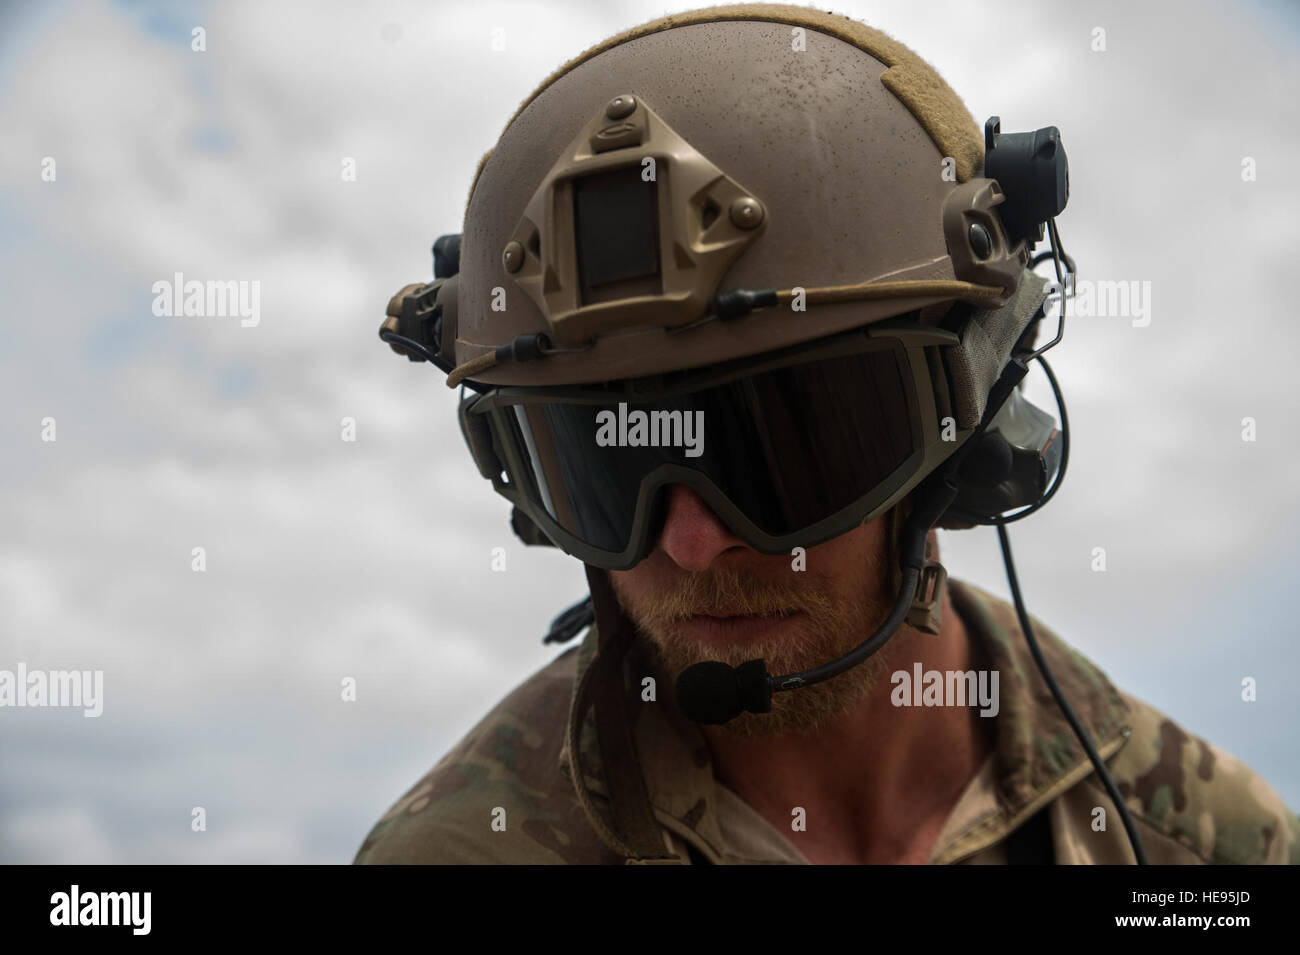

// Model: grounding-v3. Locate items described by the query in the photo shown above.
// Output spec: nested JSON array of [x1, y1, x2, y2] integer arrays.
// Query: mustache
[[631, 564, 838, 624]]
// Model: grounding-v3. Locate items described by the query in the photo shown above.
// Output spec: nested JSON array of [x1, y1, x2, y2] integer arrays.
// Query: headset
[[378, 116, 1149, 865]]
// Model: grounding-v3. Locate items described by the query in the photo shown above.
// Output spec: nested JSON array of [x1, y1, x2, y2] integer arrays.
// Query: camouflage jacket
[[353, 578, 1299, 864]]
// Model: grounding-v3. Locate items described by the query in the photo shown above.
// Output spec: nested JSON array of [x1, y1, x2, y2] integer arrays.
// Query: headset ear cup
[[433, 274, 459, 369], [432, 233, 461, 279], [958, 430, 1014, 487], [458, 394, 503, 481], [943, 390, 1061, 525], [511, 507, 555, 547]]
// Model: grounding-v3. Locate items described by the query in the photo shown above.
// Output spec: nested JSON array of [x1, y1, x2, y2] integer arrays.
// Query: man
[[356, 4, 1298, 864]]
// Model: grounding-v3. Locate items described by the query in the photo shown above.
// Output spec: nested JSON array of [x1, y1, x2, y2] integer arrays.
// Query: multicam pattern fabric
[[353, 578, 1299, 864]]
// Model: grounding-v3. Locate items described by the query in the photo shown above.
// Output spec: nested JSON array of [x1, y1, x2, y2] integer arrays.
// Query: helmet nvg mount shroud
[[377, 5, 1148, 865]]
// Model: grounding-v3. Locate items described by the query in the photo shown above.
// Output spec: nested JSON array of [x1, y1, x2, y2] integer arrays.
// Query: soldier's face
[[608, 484, 901, 736]]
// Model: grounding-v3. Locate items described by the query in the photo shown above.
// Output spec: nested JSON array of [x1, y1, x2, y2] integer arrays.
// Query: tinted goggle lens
[[489, 340, 922, 560]]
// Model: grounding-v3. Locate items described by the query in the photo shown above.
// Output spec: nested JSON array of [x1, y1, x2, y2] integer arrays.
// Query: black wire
[[1029, 246, 1076, 277], [381, 329, 493, 393], [1020, 217, 1071, 364], [1046, 218, 1072, 281], [379, 328, 440, 363], [772, 566, 921, 691], [974, 354, 1069, 526], [996, 523, 1149, 865]]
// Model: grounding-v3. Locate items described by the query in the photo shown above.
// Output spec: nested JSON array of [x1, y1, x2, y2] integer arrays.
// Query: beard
[[611, 555, 903, 738]]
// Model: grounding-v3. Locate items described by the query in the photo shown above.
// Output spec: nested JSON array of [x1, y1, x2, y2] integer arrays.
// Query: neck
[[700, 586, 994, 864]]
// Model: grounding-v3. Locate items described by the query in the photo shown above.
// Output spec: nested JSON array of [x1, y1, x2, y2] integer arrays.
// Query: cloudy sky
[[1, 0, 1297, 863]]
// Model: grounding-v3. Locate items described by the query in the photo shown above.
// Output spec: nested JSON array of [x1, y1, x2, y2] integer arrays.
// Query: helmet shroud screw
[[605, 95, 637, 119]]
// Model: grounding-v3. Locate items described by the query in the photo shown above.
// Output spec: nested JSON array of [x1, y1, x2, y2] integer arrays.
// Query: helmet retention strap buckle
[[889, 507, 946, 635], [906, 535, 947, 635]]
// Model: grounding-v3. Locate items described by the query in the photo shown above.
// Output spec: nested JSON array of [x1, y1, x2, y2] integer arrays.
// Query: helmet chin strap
[[569, 562, 680, 863]]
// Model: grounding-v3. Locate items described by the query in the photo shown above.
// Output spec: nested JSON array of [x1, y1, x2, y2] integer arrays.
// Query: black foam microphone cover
[[676, 659, 773, 725], [735, 659, 773, 714], [675, 661, 743, 725]]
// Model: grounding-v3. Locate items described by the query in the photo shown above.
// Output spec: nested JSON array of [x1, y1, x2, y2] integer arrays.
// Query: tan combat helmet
[[446, 4, 1032, 388], [380, 1, 1071, 576]]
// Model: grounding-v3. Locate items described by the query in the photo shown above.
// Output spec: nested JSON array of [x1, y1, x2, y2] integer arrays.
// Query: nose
[[654, 484, 748, 571]]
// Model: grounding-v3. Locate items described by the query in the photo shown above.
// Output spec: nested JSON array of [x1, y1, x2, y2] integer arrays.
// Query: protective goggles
[[460, 320, 968, 571]]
